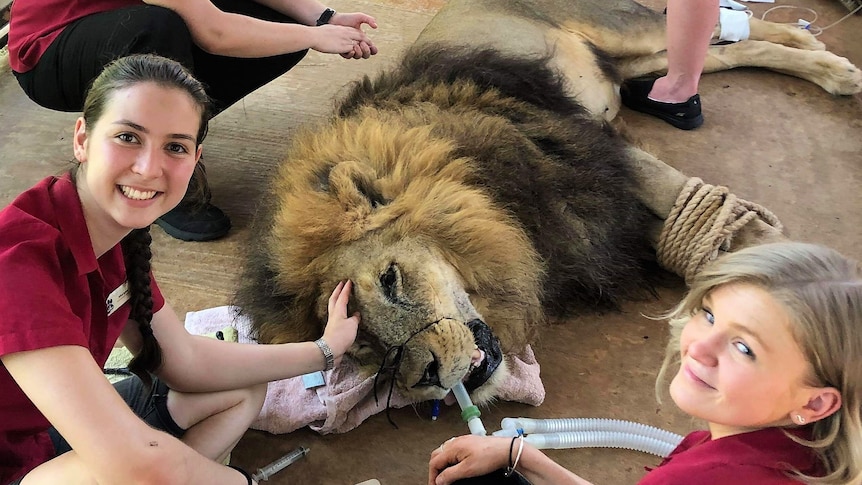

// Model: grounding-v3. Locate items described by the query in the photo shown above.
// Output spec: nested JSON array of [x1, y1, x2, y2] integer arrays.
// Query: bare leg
[[167, 383, 267, 462], [649, 0, 719, 102]]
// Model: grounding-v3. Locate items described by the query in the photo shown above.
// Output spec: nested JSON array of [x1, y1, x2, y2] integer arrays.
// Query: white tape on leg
[[719, 8, 751, 42]]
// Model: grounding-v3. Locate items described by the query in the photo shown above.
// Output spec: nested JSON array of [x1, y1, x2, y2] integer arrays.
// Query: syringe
[[251, 446, 309, 482]]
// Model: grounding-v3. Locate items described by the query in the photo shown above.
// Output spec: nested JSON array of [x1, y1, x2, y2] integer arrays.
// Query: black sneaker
[[155, 202, 231, 241], [621, 77, 704, 130], [154, 160, 231, 241]]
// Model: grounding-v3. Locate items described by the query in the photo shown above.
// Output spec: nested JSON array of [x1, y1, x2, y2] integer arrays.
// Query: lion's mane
[[236, 46, 657, 351]]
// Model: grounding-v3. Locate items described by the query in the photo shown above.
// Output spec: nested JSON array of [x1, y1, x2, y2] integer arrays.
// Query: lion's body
[[236, 0, 860, 404], [237, 48, 657, 402], [337, 48, 661, 316]]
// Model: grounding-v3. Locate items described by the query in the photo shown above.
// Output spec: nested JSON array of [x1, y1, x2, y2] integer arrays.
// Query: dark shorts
[[13, 0, 306, 114], [8, 376, 184, 485]]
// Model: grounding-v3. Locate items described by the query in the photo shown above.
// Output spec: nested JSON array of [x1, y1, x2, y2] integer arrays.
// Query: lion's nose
[[413, 354, 442, 388]]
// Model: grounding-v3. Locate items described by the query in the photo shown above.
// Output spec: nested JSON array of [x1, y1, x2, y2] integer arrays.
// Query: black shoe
[[154, 159, 231, 241], [155, 202, 231, 241], [621, 77, 704, 130]]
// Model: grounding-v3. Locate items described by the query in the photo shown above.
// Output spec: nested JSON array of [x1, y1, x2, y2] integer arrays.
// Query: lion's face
[[317, 235, 505, 402]]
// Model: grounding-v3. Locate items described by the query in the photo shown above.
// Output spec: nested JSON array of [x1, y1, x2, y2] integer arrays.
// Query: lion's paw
[[816, 53, 862, 95]]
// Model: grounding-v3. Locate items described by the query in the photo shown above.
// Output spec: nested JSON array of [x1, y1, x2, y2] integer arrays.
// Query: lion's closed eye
[[380, 263, 400, 301]]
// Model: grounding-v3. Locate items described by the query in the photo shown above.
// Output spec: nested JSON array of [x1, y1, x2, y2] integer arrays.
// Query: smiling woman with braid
[[0, 54, 360, 485]]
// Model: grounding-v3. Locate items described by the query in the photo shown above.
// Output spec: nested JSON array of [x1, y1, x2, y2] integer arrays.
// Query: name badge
[[106, 281, 131, 316]]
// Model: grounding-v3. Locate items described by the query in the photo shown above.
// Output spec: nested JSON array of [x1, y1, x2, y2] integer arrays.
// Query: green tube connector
[[461, 405, 481, 423]]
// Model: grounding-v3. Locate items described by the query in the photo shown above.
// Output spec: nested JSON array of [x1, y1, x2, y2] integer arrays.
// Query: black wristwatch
[[316, 8, 336, 26]]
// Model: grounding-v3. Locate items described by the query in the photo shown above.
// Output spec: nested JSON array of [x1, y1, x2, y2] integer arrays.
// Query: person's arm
[[254, 0, 379, 58], [142, 0, 376, 58], [517, 445, 595, 485], [428, 435, 594, 485], [251, 0, 373, 28], [122, 280, 360, 393], [1, 346, 251, 485]]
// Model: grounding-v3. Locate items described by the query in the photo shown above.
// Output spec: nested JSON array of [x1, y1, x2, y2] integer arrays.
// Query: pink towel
[[184, 306, 545, 434]]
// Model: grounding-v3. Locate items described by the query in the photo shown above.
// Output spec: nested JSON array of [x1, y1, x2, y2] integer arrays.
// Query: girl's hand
[[329, 12, 378, 31], [428, 435, 511, 485], [322, 280, 361, 366], [330, 13, 378, 59], [310, 23, 378, 59]]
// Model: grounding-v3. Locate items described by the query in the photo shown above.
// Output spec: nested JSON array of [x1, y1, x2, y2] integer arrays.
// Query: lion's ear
[[329, 160, 387, 209]]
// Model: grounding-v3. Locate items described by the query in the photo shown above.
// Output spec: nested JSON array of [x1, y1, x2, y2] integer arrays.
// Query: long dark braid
[[80, 54, 212, 386], [120, 227, 160, 386]]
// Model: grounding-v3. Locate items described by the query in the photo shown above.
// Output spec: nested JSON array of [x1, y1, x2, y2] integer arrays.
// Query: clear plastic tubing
[[524, 431, 678, 457], [451, 382, 487, 436], [499, 417, 683, 445]]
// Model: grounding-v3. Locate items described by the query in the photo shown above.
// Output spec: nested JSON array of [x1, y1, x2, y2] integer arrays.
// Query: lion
[[235, 0, 860, 406]]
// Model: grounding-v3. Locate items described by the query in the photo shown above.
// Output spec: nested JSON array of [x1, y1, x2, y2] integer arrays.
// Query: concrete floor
[[1, 1, 860, 483]]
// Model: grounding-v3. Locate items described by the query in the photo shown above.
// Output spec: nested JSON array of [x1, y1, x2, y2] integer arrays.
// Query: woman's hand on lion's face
[[323, 280, 362, 366]]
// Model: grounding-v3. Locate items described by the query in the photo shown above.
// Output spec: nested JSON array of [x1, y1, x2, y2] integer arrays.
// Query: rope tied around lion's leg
[[656, 177, 783, 284]]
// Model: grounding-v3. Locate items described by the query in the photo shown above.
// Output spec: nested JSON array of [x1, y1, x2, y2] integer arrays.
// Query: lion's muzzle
[[397, 317, 502, 401]]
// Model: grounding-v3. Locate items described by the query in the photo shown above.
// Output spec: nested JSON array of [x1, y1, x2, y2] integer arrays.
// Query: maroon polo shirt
[[640, 427, 823, 484], [0, 174, 165, 483], [8, 0, 142, 73]]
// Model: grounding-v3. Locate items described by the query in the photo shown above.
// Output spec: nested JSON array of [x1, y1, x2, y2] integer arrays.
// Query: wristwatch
[[314, 338, 335, 371], [316, 8, 336, 26]]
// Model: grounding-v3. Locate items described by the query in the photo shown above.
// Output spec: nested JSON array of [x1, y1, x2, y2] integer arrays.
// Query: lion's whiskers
[[372, 317, 452, 428]]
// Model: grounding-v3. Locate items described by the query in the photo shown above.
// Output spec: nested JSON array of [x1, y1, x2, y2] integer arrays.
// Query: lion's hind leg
[[625, 146, 787, 282], [704, 40, 861, 95], [619, 40, 861, 95]]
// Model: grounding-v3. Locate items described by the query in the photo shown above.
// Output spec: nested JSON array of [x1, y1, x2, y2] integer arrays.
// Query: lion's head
[[238, 110, 545, 403]]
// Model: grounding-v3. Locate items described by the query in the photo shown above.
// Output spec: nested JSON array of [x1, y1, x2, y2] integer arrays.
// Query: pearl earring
[[796, 414, 806, 425]]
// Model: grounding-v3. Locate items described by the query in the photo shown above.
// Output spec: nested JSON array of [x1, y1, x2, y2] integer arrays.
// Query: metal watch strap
[[314, 338, 335, 371], [316, 8, 335, 26]]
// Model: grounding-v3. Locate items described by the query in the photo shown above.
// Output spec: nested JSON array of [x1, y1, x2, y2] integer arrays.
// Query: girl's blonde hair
[[657, 242, 862, 485]]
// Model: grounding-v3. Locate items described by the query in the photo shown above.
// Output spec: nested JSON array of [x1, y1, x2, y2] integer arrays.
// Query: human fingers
[[350, 42, 371, 59], [327, 280, 346, 315], [357, 41, 373, 59], [335, 279, 353, 311], [433, 460, 476, 485], [312, 25, 366, 55], [345, 42, 362, 59], [429, 436, 476, 482], [358, 14, 378, 29], [439, 437, 456, 452], [334, 12, 378, 30], [428, 440, 457, 485]]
